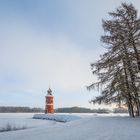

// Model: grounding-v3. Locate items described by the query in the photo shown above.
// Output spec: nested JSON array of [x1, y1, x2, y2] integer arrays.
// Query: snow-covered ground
[[0, 113, 140, 140]]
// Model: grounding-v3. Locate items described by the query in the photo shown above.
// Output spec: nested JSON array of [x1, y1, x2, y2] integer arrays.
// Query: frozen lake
[[0, 113, 60, 129], [0, 113, 139, 140], [0, 112, 129, 130]]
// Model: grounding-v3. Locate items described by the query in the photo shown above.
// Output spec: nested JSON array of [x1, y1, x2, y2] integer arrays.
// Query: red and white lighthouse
[[45, 88, 54, 114]]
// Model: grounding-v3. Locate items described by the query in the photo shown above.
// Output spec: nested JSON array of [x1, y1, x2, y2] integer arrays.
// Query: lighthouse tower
[[45, 88, 54, 114]]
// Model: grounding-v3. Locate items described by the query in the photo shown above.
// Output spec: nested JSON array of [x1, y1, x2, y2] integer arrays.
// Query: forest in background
[[0, 106, 127, 113]]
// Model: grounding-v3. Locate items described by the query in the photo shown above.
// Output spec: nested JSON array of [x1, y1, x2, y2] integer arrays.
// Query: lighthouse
[[45, 88, 54, 114]]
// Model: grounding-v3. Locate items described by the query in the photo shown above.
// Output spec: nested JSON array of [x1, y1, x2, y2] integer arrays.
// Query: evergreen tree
[[88, 3, 140, 117]]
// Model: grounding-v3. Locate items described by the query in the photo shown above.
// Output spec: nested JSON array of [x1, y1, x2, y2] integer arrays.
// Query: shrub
[[0, 123, 27, 132]]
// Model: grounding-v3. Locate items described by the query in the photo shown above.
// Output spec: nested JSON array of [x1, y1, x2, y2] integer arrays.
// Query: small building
[[45, 88, 54, 114]]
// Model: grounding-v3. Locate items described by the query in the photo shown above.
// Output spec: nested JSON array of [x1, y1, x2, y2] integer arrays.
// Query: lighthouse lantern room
[[45, 88, 54, 114]]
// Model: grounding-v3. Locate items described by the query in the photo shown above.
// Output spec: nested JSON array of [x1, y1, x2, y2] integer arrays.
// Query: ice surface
[[0, 113, 140, 140]]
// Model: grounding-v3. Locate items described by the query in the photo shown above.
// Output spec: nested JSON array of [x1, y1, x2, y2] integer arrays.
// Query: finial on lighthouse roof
[[47, 88, 52, 95]]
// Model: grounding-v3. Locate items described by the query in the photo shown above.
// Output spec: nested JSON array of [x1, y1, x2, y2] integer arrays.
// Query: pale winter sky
[[0, 0, 140, 109]]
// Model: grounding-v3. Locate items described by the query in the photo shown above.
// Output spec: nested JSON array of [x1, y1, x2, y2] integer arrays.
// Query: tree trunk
[[122, 57, 135, 117]]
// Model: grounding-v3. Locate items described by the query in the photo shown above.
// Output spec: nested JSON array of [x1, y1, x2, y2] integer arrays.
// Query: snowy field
[[0, 113, 140, 140]]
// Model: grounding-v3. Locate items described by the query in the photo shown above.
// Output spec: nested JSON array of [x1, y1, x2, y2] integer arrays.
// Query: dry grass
[[0, 123, 27, 132]]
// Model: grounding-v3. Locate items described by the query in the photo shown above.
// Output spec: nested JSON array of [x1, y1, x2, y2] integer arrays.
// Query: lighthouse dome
[[47, 88, 52, 95]]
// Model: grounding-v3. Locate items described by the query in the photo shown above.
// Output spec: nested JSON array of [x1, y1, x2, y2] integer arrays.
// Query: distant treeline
[[55, 107, 128, 113], [0, 106, 128, 113], [55, 107, 110, 113], [0, 106, 44, 113]]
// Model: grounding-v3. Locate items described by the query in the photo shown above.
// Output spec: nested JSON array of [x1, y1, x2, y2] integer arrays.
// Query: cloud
[[0, 24, 99, 94]]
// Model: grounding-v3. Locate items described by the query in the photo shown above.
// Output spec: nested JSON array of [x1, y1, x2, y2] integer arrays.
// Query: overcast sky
[[0, 0, 140, 109]]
